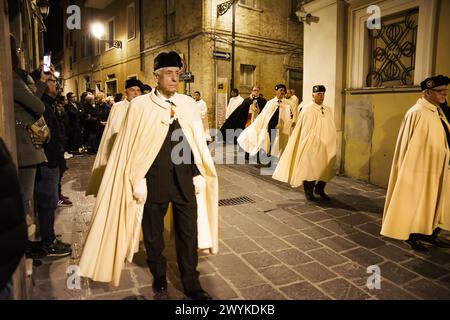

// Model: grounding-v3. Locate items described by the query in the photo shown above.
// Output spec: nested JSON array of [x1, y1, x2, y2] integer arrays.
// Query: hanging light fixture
[[37, 0, 51, 18]]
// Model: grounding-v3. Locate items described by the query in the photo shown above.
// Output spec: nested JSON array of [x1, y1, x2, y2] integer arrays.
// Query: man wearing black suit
[[140, 52, 212, 300]]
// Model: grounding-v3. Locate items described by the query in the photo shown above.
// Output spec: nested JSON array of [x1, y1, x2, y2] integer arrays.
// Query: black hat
[[313, 85, 326, 93], [142, 84, 152, 92], [420, 75, 450, 91], [125, 79, 144, 90], [275, 84, 287, 91], [154, 51, 183, 71]]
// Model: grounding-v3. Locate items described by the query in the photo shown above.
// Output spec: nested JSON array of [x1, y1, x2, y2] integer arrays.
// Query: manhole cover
[[219, 196, 255, 206]]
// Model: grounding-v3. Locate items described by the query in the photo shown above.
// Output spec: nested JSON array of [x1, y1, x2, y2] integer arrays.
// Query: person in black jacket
[[31, 72, 72, 257], [66, 92, 84, 154], [0, 138, 27, 300]]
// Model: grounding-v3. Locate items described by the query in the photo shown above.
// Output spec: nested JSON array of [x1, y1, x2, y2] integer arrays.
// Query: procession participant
[[85, 79, 143, 196], [225, 88, 244, 120], [237, 84, 292, 158], [272, 85, 337, 201], [381, 75, 450, 251], [79, 52, 218, 301]]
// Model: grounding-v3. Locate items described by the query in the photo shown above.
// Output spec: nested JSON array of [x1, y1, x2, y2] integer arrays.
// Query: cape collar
[[418, 98, 439, 113], [150, 89, 178, 110]]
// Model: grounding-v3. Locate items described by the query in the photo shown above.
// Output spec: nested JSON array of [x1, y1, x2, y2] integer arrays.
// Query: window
[[366, 9, 418, 87], [106, 18, 115, 50], [69, 31, 73, 47], [240, 64, 256, 87], [166, 0, 176, 39], [94, 38, 100, 56], [127, 75, 137, 80], [106, 79, 118, 96], [349, 0, 437, 89], [240, 0, 258, 8], [69, 56, 72, 70], [127, 3, 136, 40]]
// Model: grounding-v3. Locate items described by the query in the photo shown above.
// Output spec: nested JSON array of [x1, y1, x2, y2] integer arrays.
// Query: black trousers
[[142, 181, 200, 293]]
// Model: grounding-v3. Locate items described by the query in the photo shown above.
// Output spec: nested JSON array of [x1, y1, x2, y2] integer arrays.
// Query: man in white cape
[[85, 78, 144, 196], [272, 85, 337, 201], [193, 91, 211, 141], [225, 88, 244, 119], [237, 84, 293, 159], [78, 52, 218, 300], [381, 75, 450, 252]]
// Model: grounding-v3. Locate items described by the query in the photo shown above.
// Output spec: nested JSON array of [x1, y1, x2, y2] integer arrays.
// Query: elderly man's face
[[155, 67, 180, 96], [425, 86, 448, 106], [313, 92, 325, 105], [126, 86, 142, 101]]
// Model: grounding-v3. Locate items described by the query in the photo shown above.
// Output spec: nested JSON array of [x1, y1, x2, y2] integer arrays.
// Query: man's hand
[[133, 178, 147, 204], [193, 175, 206, 195]]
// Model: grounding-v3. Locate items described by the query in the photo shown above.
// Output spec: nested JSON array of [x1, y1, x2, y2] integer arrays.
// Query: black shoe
[[152, 276, 167, 292], [44, 239, 72, 257], [405, 238, 428, 252], [25, 241, 47, 259], [303, 182, 317, 201], [419, 234, 450, 248], [314, 182, 331, 201], [185, 289, 212, 300]]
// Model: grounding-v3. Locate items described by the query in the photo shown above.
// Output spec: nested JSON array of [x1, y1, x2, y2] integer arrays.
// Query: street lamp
[[90, 22, 122, 49], [37, 0, 50, 18]]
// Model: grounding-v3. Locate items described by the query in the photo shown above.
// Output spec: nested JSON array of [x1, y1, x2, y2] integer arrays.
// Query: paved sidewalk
[[31, 154, 450, 300]]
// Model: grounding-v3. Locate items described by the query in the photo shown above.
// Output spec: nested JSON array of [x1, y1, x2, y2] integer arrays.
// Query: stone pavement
[[31, 154, 450, 300]]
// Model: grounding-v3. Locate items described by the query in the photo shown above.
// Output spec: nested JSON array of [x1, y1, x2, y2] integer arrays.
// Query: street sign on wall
[[213, 50, 231, 60]]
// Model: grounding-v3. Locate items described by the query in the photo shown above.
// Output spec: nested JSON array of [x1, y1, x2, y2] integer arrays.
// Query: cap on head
[[154, 51, 183, 71], [313, 85, 326, 93], [142, 84, 152, 92], [420, 75, 450, 91], [275, 84, 287, 91], [125, 79, 144, 90]]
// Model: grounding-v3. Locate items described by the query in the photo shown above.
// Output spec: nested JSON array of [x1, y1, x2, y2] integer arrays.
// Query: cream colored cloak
[[85, 99, 130, 197], [272, 101, 337, 187], [237, 97, 291, 156], [381, 98, 450, 240], [78, 91, 219, 286]]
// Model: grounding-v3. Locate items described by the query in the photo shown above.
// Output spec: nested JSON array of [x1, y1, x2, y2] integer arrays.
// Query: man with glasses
[[32, 71, 72, 257], [381, 75, 450, 251]]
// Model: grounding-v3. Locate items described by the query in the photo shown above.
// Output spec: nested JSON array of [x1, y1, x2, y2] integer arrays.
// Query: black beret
[[420, 75, 450, 91], [125, 79, 144, 90], [154, 51, 183, 71], [313, 85, 326, 93], [142, 84, 152, 92], [275, 84, 287, 91]]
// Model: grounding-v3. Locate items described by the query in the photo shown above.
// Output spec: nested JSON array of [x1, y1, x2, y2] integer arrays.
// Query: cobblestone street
[[31, 154, 450, 300]]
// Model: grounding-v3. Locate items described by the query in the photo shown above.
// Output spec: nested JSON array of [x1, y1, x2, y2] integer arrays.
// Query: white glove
[[193, 175, 206, 195], [133, 178, 147, 204]]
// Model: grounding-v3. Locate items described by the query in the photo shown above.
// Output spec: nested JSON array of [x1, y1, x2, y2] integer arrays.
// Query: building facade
[[302, 0, 450, 187], [63, 0, 304, 129]]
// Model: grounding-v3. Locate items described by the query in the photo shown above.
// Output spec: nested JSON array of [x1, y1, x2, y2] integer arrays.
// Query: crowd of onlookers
[[0, 34, 126, 299]]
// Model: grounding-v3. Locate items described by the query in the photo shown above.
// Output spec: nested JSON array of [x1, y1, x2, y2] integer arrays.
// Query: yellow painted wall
[[344, 92, 419, 187]]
